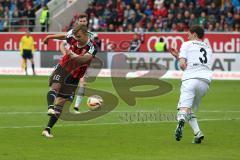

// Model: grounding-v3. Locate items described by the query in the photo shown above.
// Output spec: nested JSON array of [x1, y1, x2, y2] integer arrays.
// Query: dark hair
[[78, 13, 88, 20], [73, 25, 88, 35], [159, 37, 164, 42], [189, 25, 204, 39]]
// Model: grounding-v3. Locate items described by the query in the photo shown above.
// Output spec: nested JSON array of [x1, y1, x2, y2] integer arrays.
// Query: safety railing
[[0, 17, 63, 32]]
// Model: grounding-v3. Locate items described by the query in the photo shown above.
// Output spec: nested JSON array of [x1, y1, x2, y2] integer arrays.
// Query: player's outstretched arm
[[43, 34, 66, 45], [59, 41, 67, 55]]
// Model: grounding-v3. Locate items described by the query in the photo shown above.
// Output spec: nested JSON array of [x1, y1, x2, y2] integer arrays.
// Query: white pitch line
[[111, 110, 240, 113], [0, 118, 240, 129], [200, 110, 240, 113], [0, 110, 240, 115], [0, 112, 45, 115]]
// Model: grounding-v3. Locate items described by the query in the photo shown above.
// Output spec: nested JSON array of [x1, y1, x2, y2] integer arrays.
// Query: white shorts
[[177, 79, 210, 111]]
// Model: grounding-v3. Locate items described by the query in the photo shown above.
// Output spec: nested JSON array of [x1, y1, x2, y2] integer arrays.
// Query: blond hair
[[72, 24, 88, 35]]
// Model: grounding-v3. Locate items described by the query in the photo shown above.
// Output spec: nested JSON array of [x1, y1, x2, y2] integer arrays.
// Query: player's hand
[[43, 37, 49, 45], [169, 48, 179, 60]]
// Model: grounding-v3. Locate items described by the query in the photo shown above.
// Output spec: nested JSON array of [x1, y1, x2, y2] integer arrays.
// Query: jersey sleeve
[[66, 29, 73, 38], [66, 29, 73, 43], [179, 42, 189, 59], [87, 31, 96, 40], [88, 42, 97, 57]]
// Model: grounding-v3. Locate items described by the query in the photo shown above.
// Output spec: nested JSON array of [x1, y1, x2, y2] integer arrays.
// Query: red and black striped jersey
[[59, 29, 97, 79]]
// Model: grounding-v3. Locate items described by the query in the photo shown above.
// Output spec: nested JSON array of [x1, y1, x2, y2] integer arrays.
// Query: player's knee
[[177, 107, 192, 121], [178, 107, 191, 113], [55, 97, 67, 106], [51, 83, 61, 92]]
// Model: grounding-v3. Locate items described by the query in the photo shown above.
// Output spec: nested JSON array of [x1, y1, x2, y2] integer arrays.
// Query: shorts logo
[[53, 75, 61, 81]]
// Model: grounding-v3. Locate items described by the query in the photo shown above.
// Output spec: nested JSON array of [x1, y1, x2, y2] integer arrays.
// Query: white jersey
[[179, 40, 212, 83]]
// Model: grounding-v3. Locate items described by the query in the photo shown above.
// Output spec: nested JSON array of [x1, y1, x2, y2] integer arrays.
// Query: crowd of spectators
[[0, 0, 50, 32], [67, 0, 240, 32]]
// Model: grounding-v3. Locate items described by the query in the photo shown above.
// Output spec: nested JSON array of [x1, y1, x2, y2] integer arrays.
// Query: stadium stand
[[0, 0, 239, 32], [66, 0, 240, 32], [0, 0, 51, 32]]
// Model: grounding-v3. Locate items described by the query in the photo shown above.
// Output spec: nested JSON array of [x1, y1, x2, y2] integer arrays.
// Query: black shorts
[[22, 49, 33, 59], [49, 64, 79, 100]]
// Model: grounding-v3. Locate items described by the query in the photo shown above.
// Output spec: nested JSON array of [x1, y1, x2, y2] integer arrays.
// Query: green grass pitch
[[0, 76, 239, 160]]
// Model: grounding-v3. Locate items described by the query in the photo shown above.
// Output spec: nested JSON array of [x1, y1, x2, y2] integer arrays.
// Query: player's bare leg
[[22, 59, 27, 75], [47, 83, 61, 115], [42, 97, 67, 138], [74, 77, 86, 113], [30, 58, 36, 75]]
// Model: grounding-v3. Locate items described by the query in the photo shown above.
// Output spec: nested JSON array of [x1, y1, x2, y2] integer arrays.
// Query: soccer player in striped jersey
[[42, 25, 98, 138], [59, 13, 95, 114]]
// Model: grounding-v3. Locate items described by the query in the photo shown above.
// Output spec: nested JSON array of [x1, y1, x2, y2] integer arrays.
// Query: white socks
[[188, 116, 200, 135], [74, 95, 83, 108], [177, 110, 201, 135], [177, 110, 187, 121]]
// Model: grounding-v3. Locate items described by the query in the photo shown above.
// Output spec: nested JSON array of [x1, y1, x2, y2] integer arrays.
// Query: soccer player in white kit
[[169, 25, 212, 144]]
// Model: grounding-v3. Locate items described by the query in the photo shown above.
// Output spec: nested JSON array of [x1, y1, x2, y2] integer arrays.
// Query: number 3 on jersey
[[199, 48, 207, 64]]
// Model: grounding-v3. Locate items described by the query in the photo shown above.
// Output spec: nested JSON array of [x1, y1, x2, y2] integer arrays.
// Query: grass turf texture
[[0, 75, 239, 160]]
